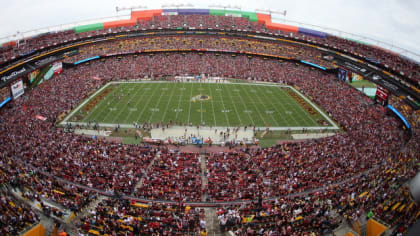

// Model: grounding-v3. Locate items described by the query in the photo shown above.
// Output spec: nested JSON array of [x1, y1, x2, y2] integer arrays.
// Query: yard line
[[116, 83, 147, 123], [216, 82, 230, 127], [248, 85, 280, 126], [255, 85, 293, 126], [276, 87, 318, 126], [161, 82, 178, 123], [99, 85, 132, 123], [187, 83, 194, 125], [148, 83, 169, 123], [135, 83, 162, 124], [199, 82, 203, 124], [237, 84, 269, 126], [225, 84, 243, 126], [175, 83, 186, 121], [208, 84, 217, 127], [121, 83, 150, 123], [83, 84, 118, 122], [232, 84, 255, 125]]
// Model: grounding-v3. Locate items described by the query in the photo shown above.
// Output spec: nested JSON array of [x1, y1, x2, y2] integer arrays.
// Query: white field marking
[[144, 87, 151, 90], [289, 86, 338, 129], [175, 83, 186, 120], [276, 87, 317, 127], [265, 110, 274, 114], [216, 88, 222, 91], [161, 82, 178, 123], [286, 111, 292, 115], [62, 81, 338, 130], [83, 89, 118, 122], [174, 108, 183, 112], [135, 83, 161, 124], [216, 82, 230, 126], [233, 89, 239, 92], [109, 108, 117, 111], [233, 84, 255, 125], [129, 108, 138, 112], [187, 83, 194, 125], [64, 121, 339, 131], [255, 85, 286, 127], [148, 83, 169, 122], [240, 84, 269, 126], [244, 110, 252, 113], [124, 83, 149, 123], [208, 84, 218, 127], [114, 83, 146, 124], [266, 90, 273, 94], [103, 86, 136, 123], [250, 86, 280, 126], [269, 86, 302, 126], [250, 89, 257, 93], [61, 83, 111, 124], [221, 110, 231, 113], [199, 82, 203, 124], [161, 87, 168, 90], [225, 82, 243, 125], [151, 108, 160, 112]]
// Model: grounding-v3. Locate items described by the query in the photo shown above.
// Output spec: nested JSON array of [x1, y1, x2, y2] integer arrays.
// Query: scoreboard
[[375, 84, 389, 105]]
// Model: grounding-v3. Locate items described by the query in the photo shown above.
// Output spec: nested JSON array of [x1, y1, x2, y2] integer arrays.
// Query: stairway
[[200, 154, 208, 202], [204, 207, 223, 236]]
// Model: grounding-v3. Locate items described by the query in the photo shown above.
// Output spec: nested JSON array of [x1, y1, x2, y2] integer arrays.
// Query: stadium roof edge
[[0, 8, 418, 63]]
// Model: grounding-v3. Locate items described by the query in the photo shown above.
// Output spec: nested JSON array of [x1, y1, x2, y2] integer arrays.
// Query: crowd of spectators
[[1, 14, 418, 87], [0, 47, 418, 234], [134, 151, 202, 202], [388, 94, 420, 129], [62, 35, 333, 68], [215, 147, 419, 235], [76, 198, 204, 235], [0, 189, 40, 236]]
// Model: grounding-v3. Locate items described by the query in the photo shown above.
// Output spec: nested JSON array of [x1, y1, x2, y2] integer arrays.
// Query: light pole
[[115, 5, 147, 15], [255, 9, 287, 21], [161, 3, 194, 10]]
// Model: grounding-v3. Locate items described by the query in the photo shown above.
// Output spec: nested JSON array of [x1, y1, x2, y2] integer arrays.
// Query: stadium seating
[[0, 13, 419, 234], [1, 14, 418, 87]]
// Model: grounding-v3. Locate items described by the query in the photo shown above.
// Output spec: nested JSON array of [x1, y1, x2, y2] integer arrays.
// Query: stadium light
[[161, 3, 194, 9], [255, 9, 287, 16], [116, 5, 147, 13], [209, 4, 241, 11]]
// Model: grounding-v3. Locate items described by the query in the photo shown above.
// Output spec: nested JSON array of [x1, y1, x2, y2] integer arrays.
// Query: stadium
[[0, 3, 420, 236]]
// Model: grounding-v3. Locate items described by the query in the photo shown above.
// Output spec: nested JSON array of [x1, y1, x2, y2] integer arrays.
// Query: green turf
[[69, 82, 333, 128], [348, 80, 377, 88]]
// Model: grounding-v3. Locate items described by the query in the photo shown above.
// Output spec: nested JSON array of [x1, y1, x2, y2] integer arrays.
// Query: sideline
[[60, 80, 340, 131]]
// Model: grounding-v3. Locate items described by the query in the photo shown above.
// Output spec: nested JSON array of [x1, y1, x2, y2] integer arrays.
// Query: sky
[[0, 0, 419, 62]]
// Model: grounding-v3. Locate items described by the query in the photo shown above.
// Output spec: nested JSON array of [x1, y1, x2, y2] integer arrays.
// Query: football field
[[64, 81, 337, 129]]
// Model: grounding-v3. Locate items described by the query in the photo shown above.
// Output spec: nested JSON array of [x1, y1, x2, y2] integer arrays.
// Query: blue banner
[[387, 104, 411, 129]]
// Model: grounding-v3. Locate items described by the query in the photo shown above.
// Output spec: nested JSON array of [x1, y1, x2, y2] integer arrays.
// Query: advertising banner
[[0, 66, 28, 88], [11, 79, 24, 99], [337, 68, 347, 81], [322, 53, 370, 76], [52, 61, 63, 75], [28, 69, 40, 84]]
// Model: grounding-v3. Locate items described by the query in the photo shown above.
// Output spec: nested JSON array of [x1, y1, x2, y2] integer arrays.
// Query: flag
[[35, 115, 47, 121]]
